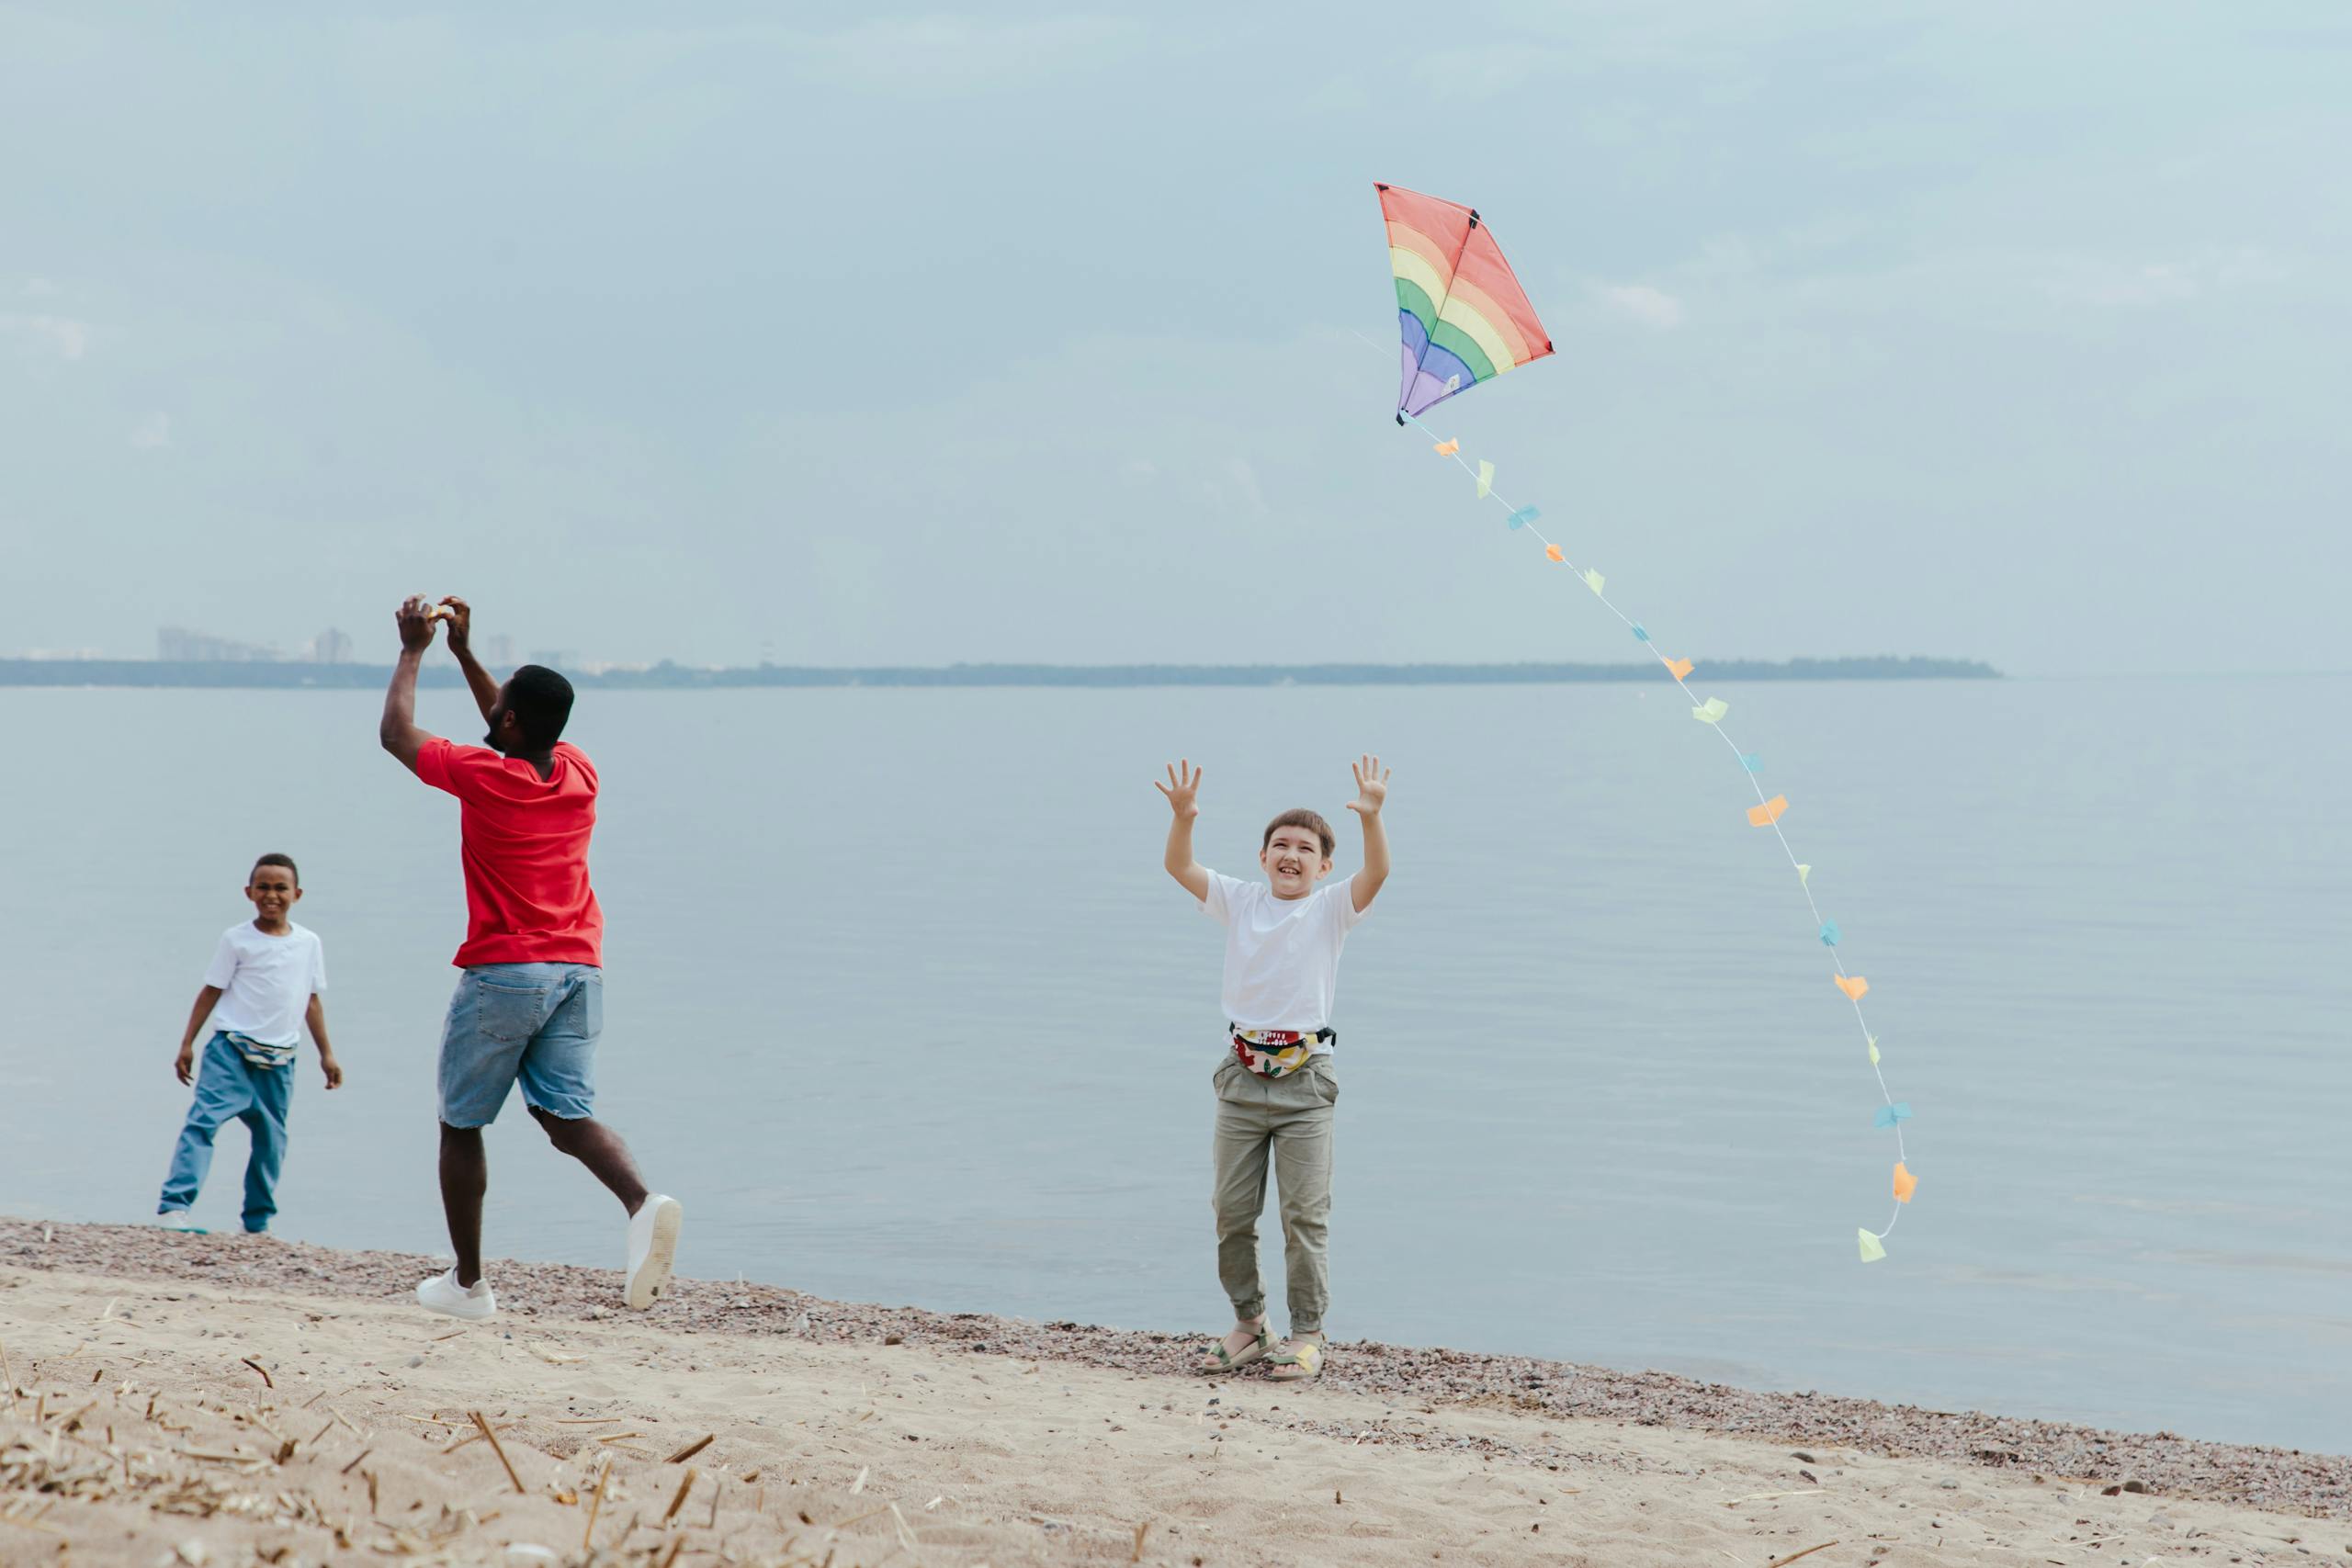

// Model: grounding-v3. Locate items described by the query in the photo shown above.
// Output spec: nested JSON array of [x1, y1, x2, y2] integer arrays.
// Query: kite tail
[[1398, 409, 1915, 1260]]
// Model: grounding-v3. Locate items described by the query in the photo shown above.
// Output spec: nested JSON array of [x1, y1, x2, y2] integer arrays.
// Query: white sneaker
[[155, 1210, 204, 1232], [624, 1195, 683, 1309], [416, 1269, 497, 1321]]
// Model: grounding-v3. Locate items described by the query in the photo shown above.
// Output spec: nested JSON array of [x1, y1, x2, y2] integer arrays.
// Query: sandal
[[1265, 1337, 1325, 1382], [1199, 1320, 1272, 1374]]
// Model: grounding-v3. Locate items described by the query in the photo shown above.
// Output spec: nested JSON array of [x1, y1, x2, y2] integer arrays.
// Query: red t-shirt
[[416, 738, 605, 968]]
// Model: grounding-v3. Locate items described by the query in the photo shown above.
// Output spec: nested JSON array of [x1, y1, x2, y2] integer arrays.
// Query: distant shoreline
[[0, 655, 1998, 691]]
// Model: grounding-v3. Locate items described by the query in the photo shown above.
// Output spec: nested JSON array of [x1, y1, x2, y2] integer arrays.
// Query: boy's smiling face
[[1260, 824, 1332, 901], [245, 864, 301, 927]]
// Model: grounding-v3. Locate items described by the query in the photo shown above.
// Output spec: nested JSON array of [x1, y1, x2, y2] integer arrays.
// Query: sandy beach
[[1, 1221, 2344, 1567]]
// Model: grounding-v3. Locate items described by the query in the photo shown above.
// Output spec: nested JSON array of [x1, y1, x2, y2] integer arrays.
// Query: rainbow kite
[[1379, 182, 1555, 421], [1377, 182, 1918, 1262]]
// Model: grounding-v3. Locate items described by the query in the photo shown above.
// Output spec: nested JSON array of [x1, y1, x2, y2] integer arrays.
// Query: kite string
[[1398, 408, 1909, 1242]]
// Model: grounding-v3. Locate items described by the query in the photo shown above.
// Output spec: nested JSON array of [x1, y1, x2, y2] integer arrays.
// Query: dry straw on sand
[[1, 1220, 2346, 1567]]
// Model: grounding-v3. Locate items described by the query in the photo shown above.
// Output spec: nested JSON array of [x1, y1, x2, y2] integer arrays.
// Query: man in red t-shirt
[[380, 595, 682, 1322]]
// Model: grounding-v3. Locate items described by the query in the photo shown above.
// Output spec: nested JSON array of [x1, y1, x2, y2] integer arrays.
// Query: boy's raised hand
[[1346, 753, 1391, 817], [1346, 754, 1393, 913], [1156, 761, 1210, 899], [1155, 760, 1204, 819]]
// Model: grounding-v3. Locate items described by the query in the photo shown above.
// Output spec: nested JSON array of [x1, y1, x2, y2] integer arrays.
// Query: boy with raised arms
[[1157, 754, 1390, 1382]]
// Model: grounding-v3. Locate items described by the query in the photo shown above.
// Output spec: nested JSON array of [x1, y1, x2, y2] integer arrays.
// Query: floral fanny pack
[[1229, 1026, 1336, 1079]]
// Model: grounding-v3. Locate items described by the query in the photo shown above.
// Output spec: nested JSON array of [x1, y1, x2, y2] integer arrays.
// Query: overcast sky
[[4, 3, 2345, 673]]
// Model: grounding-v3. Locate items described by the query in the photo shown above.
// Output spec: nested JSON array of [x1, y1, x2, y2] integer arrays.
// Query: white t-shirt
[[1199, 872, 1369, 1041], [202, 921, 327, 1049]]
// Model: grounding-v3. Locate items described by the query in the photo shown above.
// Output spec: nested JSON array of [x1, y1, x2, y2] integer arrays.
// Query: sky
[[3, 2, 2346, 674]]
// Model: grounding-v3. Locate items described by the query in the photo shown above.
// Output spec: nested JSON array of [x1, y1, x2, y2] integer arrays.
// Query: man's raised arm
[[379, 596, 440, 774], [439, 596, 501, 725]]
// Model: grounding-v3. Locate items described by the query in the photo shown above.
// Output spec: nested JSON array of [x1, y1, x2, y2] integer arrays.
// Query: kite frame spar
[[1377, 180, 1917, 1260]]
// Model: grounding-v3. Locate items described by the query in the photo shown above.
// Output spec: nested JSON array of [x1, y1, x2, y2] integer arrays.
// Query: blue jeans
[[438, 963, 603, 1128], [160, 1032, 293, 1232]]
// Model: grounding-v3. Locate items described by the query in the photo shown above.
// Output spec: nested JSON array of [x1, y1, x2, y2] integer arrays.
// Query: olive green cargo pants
[[1211, 1055, 1338, 1337]]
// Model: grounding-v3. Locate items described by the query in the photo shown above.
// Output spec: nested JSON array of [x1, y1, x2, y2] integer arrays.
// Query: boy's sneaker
[[415, 1269, 497, 1321], [155, 1210, 204, 1232], [624, 1195, 683, 1309]]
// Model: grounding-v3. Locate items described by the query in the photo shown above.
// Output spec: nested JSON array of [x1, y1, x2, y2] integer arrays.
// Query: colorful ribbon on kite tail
[[1402, 411, 1918, 1261]]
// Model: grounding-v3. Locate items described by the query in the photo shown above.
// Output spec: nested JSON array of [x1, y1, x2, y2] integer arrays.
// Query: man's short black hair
[[507, 664, 575, 750], [251, 852, 300, 886]]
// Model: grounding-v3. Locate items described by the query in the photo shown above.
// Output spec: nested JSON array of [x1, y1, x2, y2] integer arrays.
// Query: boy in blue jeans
[[157, 853, 342, 1234]]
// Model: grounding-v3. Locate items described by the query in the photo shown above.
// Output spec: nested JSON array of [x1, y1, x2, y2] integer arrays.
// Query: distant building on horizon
[[306, 627, 354, 664], [157, 626, 279, 662], [526, 649, 576, 671], [480, 633, 516, 669]]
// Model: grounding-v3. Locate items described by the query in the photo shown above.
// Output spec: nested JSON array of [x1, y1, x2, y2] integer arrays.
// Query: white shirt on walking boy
[[202, 921, 328, 1066]]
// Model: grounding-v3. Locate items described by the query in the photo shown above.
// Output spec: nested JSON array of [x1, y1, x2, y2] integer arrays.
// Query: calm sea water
[[2, 677, 2346, 1452]]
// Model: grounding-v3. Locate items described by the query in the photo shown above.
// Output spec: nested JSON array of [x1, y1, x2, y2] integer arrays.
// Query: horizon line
[[0, 654, 2000, 691]]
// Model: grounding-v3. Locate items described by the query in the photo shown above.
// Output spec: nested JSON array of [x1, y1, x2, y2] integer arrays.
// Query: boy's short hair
[[1261, 808, 1335, 859], [507, 664, 576, 750], [251, 852, 300, 886]]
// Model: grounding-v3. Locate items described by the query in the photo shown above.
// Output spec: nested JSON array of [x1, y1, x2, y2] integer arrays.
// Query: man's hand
[[1345, 753, 1390, 818], [441, 595, 503, 721], [381, 605, 438, 772], [174, 1042, 195, 1086], [438, 596, 473, 656], [1155, 760, 1204, 819], [396, 595, 440, 652], [319, 1052, 345, 1090]]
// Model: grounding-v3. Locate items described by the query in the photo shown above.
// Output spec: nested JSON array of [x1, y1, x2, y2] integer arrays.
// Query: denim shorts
[[438, 963, 603, 1128]]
